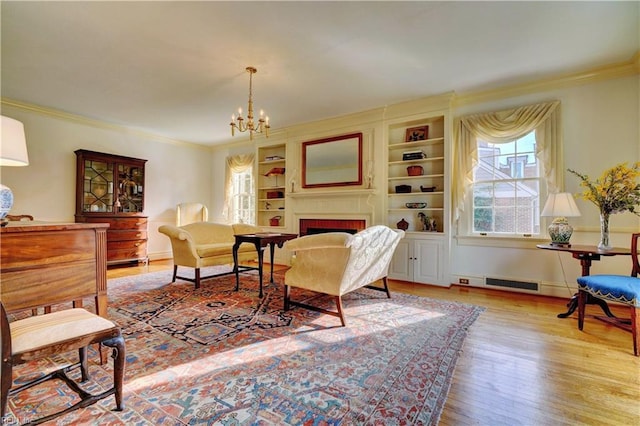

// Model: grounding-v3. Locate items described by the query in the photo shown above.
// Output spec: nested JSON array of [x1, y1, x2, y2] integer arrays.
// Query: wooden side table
[[233, 233, 298, 297], [536, 243, 632, 318]]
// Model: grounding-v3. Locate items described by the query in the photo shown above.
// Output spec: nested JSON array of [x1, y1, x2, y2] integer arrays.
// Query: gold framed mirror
[[302, 132, 363, 188]]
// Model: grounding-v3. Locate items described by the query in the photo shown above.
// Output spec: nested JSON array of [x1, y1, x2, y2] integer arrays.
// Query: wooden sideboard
[[0, 221, 109, 317]]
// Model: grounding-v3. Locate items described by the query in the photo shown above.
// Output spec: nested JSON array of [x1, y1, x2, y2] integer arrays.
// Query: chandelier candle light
[[230, 66, 270, 140], [541, 192, 581, 247]]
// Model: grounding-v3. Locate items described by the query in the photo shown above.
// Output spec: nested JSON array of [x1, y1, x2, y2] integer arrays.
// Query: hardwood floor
[[109, 261, 640, 425]]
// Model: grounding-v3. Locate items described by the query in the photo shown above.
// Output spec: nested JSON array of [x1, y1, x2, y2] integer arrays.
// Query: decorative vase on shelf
[[598, 212, 611, 251]]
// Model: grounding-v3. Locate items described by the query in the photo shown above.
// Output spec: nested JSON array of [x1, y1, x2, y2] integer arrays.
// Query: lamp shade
[[541, 192, 581, 217], [1, 116, 29, 166]]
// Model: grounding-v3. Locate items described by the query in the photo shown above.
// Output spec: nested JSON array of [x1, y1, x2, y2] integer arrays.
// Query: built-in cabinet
[[385, 112, 450, 285], [256, 143, 287, 229], [389, 238, 444, 284], [74, 149, 148, 266]]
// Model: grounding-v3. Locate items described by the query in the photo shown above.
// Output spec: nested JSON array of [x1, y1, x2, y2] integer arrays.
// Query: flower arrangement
[[568, 162, 640, 215], [568, 162, 640, 249]]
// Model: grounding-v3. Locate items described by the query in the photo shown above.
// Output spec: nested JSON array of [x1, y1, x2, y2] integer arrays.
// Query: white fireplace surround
[[289, 189, 375, 235]]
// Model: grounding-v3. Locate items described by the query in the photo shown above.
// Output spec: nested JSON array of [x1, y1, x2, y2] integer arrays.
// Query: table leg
[[256, 242, 264, 298], [232, 242, 240, 291], [558, 254, 617, 318], [558, 292, 617, 318], [269, 242, 276, 284]]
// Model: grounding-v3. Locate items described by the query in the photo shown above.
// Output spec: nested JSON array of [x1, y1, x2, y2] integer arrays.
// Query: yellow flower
[[568, 162, 640, 216]]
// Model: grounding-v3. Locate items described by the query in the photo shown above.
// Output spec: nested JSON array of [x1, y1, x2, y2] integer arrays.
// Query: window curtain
[[222, 153, 255, 221], [452, 101, 561, 222]]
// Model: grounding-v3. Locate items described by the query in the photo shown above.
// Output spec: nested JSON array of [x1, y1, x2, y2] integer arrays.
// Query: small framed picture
[[405, 126, 429, 142]]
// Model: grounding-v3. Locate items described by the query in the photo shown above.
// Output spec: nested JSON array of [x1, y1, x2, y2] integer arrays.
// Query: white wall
[[451, 74, 640, 297], [0, 104, 213, 259]]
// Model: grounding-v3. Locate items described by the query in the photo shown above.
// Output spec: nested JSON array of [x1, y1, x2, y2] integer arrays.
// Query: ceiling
[[1, 1, 638, 146]]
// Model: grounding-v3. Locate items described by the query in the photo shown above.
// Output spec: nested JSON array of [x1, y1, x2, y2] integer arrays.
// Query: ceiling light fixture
[[230, 66, 270, 140]]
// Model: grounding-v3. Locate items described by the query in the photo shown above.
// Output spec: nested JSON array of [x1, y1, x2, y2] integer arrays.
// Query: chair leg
[[195, 268, 201, 289], [335, 296, 346, 327], [79, 347, 89, 382], [171, 265, 178, 282], [631, 306, 639, 357], [382, 277, 391, 298], [1, 353, 11, 420], [578, 290, 587, 330], [104, 334, 126, 410]]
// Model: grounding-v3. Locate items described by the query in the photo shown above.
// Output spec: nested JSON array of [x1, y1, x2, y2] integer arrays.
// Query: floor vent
[[485, 277, 538, 291]]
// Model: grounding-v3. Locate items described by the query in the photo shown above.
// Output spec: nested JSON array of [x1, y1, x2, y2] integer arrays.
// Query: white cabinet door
[[389, 237, 444, 285], [413, 238, 443, 284], [389, 239, 412, 281]]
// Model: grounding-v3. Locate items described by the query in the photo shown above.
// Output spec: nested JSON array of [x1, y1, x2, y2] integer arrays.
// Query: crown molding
[[454, 51, 640, 107], [0, 97, 205, 149]]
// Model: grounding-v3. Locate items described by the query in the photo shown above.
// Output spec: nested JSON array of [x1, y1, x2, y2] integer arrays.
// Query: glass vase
[[598, 212, 611, 250]]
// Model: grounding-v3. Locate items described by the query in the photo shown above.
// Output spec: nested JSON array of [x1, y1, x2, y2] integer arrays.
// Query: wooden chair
[[577, 233, 640, 356], [1, 302, 126, 423]]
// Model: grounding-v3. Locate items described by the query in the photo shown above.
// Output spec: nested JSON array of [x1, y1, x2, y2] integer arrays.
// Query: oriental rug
[[5, 267, 484, 426]]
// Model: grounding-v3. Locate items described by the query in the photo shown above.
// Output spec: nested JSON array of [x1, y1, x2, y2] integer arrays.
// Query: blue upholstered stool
[[576, 233, 640, 356]]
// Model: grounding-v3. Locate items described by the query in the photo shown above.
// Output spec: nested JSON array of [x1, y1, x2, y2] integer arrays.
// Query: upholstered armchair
[[176, 202, 209, 226], [282, 225, 404, 326]]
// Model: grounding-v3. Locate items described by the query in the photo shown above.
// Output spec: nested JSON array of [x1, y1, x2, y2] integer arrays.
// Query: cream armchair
[[176, 202, 209, 226], [283, 225, 404, 326]]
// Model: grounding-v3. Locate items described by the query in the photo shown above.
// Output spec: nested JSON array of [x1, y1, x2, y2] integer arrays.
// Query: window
[[472, 131, 541, 235], [230, 169, 255, 224], [452, 101, 561, 240]]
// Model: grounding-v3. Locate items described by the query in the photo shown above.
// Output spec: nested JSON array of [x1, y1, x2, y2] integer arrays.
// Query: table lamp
[[0, 116, 30, 226], [541, 192, 581, 247]]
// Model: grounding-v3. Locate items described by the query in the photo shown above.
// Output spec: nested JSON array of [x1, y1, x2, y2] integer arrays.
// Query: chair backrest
[[176, 203, 209, 226], [6, 214, 34, 221], [631, 233, 639, 277]]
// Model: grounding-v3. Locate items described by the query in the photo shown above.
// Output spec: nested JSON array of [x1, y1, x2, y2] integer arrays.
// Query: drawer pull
[[136, 233, 142, 237], [134, 242, 141, 247], [135, 222, 145, 226]]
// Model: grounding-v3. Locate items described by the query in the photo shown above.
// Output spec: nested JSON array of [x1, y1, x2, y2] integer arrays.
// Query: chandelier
[[230, 66, 270, 140]]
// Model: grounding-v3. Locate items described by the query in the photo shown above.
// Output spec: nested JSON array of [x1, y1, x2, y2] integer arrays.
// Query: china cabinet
[[74, 149, 148, 265]]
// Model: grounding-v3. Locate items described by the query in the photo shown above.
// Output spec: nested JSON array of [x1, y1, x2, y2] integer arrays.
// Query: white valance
[[452, 101, 561, 222]]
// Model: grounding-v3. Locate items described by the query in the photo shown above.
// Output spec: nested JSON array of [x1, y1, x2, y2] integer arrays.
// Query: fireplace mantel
[[288, 189, 377, 199]]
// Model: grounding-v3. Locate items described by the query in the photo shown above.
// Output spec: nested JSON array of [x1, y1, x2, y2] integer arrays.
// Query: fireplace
[[299, 219, 366, 236]]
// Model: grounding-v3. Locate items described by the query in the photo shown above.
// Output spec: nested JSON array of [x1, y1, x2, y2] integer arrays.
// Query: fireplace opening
[[306, 227, 358, 235], [300, 219, 366, 236]]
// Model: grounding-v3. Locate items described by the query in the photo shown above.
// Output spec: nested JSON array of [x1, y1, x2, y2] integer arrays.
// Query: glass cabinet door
[[117, 164, 144, 213], [82, 159, 114, 213]]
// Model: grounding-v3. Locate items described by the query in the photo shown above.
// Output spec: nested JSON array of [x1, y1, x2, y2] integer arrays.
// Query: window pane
[[471, 131, 541, 236], [230, 170, 255, 224]]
